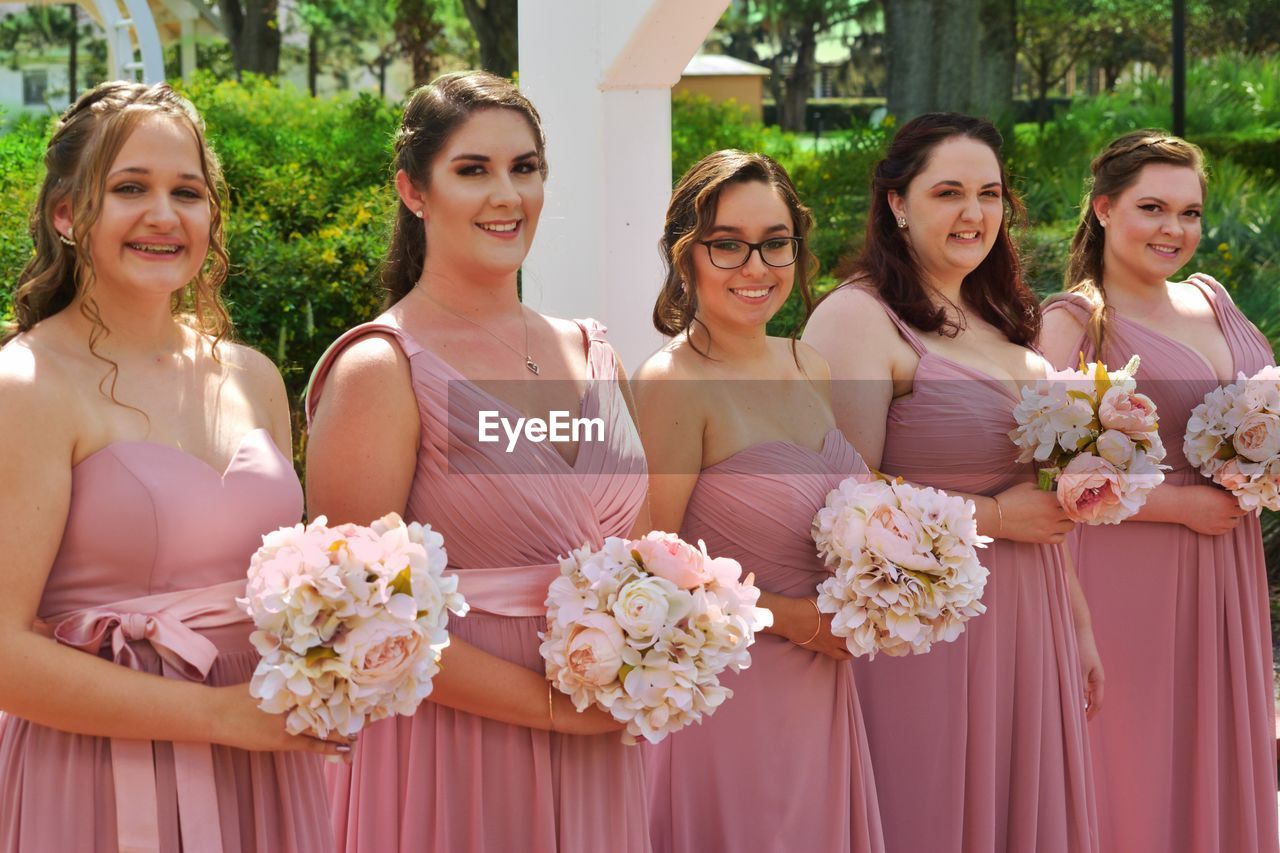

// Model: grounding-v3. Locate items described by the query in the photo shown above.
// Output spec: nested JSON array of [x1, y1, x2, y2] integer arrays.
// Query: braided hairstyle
[[3, 81, 230, 403], [1059, 130, 1206, 355]]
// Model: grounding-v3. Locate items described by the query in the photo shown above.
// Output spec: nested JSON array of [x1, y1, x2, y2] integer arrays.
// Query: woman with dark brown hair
[[636, 149, 884, 853], [1040, 132, 1277, 853], [0, 81, 340, 853], [306, 71, 651, 852], [804, 113, 1100, 853]]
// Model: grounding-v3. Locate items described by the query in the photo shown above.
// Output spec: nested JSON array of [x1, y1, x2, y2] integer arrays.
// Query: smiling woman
[[803, 113, 1101, 853], [0, 82, 338, 853], [635, 150, 885, 853], [1040, 133, 1280, 853], [305, 71, 653, 853]]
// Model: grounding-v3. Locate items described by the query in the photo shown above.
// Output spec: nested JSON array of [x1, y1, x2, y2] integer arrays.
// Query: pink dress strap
[[844, 282, 929, 356], [1042, 292, 1097, 361], [573, 317, 618, 378], [32, 579, 249, 853], [305, 316, 422, 426]]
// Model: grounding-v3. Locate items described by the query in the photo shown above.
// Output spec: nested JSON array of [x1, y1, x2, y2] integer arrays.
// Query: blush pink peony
[[631, 532, 713, 589], [1098, 387, 1159, 438], [1056, 454, 1124, 523], [1232, 411, 1280, 463]]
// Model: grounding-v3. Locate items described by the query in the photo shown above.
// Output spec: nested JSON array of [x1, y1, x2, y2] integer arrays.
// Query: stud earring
[[414, 209, 424, 219], [59, 228, 74, 246], [897, 216, 907, 229]]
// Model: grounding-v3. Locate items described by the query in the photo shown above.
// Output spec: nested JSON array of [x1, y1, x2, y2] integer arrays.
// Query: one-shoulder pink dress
[[1043, 277, 1278, 853], [308, 316, 650, 853], [850, 295, 1099, 853], [0, 428, 332, 853], [644, 430, 885, 853]]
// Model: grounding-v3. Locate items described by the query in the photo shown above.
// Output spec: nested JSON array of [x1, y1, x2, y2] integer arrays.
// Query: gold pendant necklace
[[421, 291, 540, 375]]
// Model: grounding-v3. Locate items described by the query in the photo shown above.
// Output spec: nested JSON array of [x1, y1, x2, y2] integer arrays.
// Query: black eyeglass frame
[[696, 236, 803, 270]]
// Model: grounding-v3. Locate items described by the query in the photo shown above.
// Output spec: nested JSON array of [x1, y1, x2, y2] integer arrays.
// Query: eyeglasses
[[697, 237, 802, 270]]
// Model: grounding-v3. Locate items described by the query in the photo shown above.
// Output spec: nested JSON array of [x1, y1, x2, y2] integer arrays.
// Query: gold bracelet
[[799, 598, 823, 646], [547, 682, 556, 733], [993, 495, 1005, 536]]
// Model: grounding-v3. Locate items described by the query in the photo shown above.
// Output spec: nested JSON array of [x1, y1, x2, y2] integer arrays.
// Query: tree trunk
[[780, 23, 817, 132], [216, 0, 281, 76], [67, 4, 77, 101], [975, 0, 1016, 138], [935, 0, 980, 113], [308, 32, 317, 96], [885, 0, 938, 120], [460, 0, 517, 77]]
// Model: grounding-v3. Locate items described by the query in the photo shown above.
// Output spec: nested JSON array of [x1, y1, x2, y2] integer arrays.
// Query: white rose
[[612, 575, 689, 641], [1095, 429, 1136, 466]]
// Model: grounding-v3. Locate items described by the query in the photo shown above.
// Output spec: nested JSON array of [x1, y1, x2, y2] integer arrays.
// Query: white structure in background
[[25, 0, 164, 82], [518, 0, 728, 369], [1, 0, 219, 114]]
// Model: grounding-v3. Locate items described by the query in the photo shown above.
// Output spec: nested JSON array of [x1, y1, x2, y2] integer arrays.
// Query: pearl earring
[[414, 209, 424, 219], [59, 228, 74, 246], [897, 216, 907, 229]]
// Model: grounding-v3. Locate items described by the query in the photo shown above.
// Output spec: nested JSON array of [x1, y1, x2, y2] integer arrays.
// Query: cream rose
[[1056, 454, 1123, 523], [612, 575, 685, 640], [1232, 411, 1280, 463], [1095, 429, 1137, 467], [632, 532, 713, 590]]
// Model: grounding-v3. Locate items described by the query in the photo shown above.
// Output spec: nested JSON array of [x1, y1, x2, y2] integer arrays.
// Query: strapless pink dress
[[850, 293, 1098, 853], [1043, 278, 1278, 853], [308, 316, 650, 853], [644, 430, 885, 853], [0, 428, 331, 853]]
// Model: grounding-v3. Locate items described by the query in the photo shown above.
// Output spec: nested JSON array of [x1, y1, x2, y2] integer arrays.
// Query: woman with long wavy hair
[[804, 113, 1100, 853], [0, 82, 341, 853]]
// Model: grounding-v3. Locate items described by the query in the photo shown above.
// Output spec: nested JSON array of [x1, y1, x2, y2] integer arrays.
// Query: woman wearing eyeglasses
[[634, 150, 884, 853]]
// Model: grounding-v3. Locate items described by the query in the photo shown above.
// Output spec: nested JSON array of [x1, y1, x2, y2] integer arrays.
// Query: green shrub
[[0, 114, 50, 323]]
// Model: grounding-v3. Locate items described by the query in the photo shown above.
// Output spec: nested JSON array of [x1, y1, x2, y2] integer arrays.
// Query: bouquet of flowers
[[812, 476, 991, 659], [1008, 355, 1166, 524], [239, 513, 467, 738], [1184, 365, 1280, 511], [540, 532, 772, 745]]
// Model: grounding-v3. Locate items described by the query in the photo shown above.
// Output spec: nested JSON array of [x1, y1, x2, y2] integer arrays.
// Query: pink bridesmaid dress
[[1043, 276, 1278, 853], [308, 316, 650, 853], [0, 428, 332, 853], [644, 431, 885, 853], [851, 293, 1098, 853]]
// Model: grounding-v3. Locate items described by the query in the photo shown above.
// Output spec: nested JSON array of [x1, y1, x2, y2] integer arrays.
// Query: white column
[[518, 0, 728, 370], [84, 0, 165, 82], [180, 9, 197, 82]]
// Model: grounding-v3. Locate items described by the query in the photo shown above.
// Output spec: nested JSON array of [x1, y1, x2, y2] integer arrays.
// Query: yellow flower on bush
[[321, 248, 338, 265]]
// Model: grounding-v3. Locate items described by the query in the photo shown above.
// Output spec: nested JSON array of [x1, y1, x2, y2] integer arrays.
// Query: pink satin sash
[[452, 563, 561, 617], [33, 579, 248, 853]]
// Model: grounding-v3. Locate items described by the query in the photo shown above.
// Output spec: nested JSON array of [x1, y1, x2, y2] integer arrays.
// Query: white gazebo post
[[518, 0, 729, 370], [55, 0, 167, 82]]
